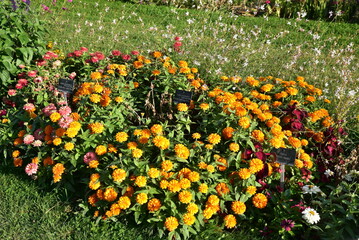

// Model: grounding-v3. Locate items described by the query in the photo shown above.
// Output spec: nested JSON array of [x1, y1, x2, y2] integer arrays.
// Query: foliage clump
[[1, 47, 358, 239], [0, 0, 47, 95]]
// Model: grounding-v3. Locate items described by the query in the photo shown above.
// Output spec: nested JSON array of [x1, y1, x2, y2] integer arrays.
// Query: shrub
[[0, 0, 47, 97], [1, 47, 357, 239]]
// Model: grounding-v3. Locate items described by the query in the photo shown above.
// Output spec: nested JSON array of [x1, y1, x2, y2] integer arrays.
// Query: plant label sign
[[58, 78, 74, 94], [271, 148, 296, 166], [173, 90, 192, 104]]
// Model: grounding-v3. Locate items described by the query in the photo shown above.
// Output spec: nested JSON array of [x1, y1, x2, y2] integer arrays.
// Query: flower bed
[[1, 47, 357, 239]]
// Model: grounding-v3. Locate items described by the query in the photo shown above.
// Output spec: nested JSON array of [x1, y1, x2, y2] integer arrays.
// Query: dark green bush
[[0, 0, 47, 95]]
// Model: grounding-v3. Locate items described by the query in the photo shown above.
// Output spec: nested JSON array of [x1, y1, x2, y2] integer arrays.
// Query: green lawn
[[0, 165, 261, 240], [0, 164, 170, 240], [32, 0, 358, 121]]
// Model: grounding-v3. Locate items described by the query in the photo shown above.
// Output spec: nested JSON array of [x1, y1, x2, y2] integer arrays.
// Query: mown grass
[[0, 169, 260, 239], [0, 165, 154, 240]]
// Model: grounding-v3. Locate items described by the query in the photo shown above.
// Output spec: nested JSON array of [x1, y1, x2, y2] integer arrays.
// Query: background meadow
[[0, 0, 358, 239], [33, 0, 359, 129]]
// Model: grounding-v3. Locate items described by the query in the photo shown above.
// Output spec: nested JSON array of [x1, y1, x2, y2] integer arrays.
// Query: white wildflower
[[302, 185, 321, 194], [302, 208, 320, 224], [324, 169, 334, 177]]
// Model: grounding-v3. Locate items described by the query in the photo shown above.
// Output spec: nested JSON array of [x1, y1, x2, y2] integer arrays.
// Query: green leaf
[[247, 139, 255, 151], [181, 225, 189, 239], [134, 211, 142, 224], [168, 231, 175, 240], [188, 226, 197, 235], [0, 70, 11, 86], [239, 194, 249, 202], [18, 47, 34, 64], [2, 60, 17, 73], [18, 32, 30, 46], [344, 225, 356, 238], [70, 156, 77, 167]]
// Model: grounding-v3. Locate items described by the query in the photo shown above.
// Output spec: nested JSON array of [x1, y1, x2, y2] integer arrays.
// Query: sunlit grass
[[0, 165, 261, 239], [31, 0, 358, 125]]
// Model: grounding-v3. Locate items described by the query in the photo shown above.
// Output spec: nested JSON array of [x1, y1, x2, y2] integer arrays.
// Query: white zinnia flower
[[302, 185, 321, 194], [302, 208, 320, 224]]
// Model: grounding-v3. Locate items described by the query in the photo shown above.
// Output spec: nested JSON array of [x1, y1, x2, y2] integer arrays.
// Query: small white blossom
[[187, 19, 194, 24], [302, 208, 320, 224], [302, 185, 321, 194], [324, 169, 334, 177]]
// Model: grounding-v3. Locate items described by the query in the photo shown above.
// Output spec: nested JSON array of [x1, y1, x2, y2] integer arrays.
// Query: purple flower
[[41, 4, 50, 11], [34, 129, 45, 140], [281, 219, 295, 231], [10, 0, 18, 10], [0, 109, 7, 117]]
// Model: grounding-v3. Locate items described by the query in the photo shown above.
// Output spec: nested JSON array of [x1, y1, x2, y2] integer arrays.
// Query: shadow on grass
[[0, 164, 154, 240], [0, 164, 262, 240]]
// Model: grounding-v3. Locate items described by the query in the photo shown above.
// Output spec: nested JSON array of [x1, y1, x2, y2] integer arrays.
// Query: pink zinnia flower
[[122, 54, 131, 61], [32, 140, 43, 147], [23, 134, 35, 145], [25, 163, 38, 176], [111, 50, 121, 56], [42, 103, 57, 116], [58, 106, 72, 116], [90, 56, 99, 63], [80, 47, 88, 52], [280, 219, 294, 231], [174, 36, 182, 41], [15, 83, 24, 89], [43, 53, 52, 60], [69, 72, 77, 79], [58, 116, 73, 128], [173, 41, 182, 47], [84, 152, 98, 164], [131, 50, 140, 55], [23, 103, 35, 111], [18, 79, 28, 86], [8, 89, 17, 96], [36, 60, 47, 66], [19, 64, 26, 69], [52, 60, 62, 68], [94, 52, 105, 60], [27, 71, 37, 78], [34, 76, 43, 83], [74, 50, 83, 57]]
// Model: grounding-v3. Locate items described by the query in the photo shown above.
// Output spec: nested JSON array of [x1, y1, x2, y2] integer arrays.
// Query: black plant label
[[173, 90, 192, 104], [271, 148, 296, 166], [58, 78, 74, 93]]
